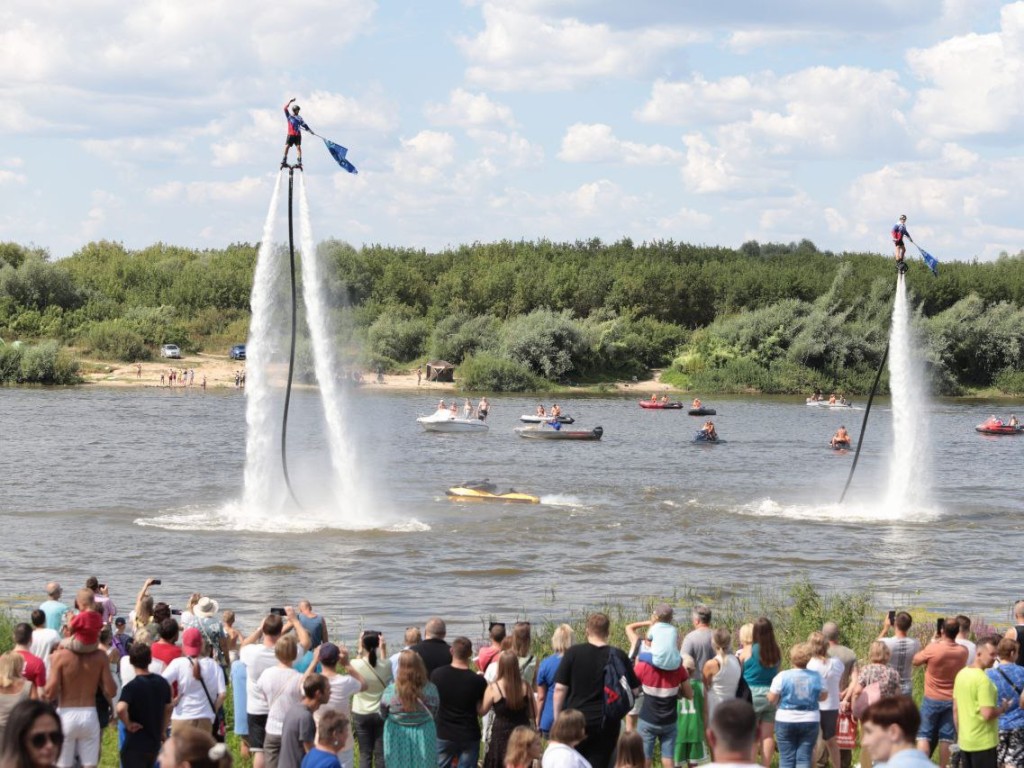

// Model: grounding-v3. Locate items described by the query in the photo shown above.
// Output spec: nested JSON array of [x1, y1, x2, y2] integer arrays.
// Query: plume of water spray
[[885, 273, 930, 510], [296, 174, 372, 523], [243, 174, 287, 513]]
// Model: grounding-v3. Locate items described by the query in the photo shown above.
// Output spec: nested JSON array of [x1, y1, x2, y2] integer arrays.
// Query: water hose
[[839, 274, 899, 503], [281, 165, 302, 508]]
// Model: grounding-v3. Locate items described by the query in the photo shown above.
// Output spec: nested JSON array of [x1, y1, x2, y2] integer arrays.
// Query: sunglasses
[[29, 731, 63, 749]]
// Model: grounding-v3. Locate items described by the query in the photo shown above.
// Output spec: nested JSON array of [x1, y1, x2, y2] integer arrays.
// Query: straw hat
[[195, 596, 219, 618]]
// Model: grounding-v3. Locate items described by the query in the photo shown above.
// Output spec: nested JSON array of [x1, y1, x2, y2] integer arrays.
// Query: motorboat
[[446, 481, 540, 504], [688, 407, 717, 416], [519, 414, 575, 424], [515, 425, 603, 441], [416, 409, 489, 433], [807, 398, 851, 408], [639, 401, 684, 410], [975, 419, 1023, 435]]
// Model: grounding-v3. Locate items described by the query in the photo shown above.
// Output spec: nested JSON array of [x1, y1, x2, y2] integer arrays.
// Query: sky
[[2, 0, 1024, 262]]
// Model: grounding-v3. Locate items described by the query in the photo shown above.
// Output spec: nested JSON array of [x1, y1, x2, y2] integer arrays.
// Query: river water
[[2, 387, 1021, 640]]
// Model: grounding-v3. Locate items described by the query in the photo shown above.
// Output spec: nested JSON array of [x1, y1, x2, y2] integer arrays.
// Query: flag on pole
[[916, 245, 939, 276], [322, 138, 358, 174]]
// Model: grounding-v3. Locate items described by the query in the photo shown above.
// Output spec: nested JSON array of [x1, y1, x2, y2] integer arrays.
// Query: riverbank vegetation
[[2, 238, 1023, 393]]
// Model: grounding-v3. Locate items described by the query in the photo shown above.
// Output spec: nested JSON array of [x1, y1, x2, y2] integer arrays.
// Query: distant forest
[[1, 238, 1023, 393]]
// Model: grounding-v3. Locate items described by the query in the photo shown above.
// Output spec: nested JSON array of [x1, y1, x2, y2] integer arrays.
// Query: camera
[[270, 607, 287, 616], [151, 579, 162, 586], [170, 608, 182, 616], [937, 617, 945, 633], [888, 610, 896, 624], [363, 630, 380, 638]]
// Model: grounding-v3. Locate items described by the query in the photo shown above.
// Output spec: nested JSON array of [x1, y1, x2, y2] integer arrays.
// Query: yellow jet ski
[[446, 481, 540, 504]]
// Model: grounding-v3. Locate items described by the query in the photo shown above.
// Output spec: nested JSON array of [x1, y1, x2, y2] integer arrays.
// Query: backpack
[[735, 669, 753, 704], [602, 647, 636, 725]]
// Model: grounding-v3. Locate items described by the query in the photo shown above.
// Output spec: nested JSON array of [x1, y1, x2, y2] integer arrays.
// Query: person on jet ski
[[831, 425, 851, 448]]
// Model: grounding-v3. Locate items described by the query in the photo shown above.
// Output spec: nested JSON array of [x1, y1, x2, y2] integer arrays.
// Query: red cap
[[182, 627, 203, 657]]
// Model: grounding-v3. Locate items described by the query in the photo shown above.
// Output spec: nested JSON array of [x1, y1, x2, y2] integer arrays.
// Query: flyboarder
[[282, 98, 312, 170], [892, 214, 912, 274]]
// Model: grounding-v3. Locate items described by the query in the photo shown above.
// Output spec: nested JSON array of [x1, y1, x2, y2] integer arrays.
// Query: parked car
[[160, 344, 181, 359], [229, 344, 246, 360]]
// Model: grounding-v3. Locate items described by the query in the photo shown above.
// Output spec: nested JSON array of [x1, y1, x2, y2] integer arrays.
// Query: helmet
[[292, 105, 300, 114], [899, 214, 906, 221]]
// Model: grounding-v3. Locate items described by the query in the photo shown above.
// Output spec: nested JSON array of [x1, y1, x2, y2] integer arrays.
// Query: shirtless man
[[692, 398, 702, 409], [44, 616, 118, 768], [702, 420, 718, 441], [551, 404, 562, 418], [831, 426, 851, 448]]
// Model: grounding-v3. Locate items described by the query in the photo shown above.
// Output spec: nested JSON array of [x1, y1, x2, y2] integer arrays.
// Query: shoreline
[[78, 355, 680, 394]]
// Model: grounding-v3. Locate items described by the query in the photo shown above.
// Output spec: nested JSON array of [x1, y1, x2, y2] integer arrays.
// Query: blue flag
[[323, 138, 358, 174], [920, 249, 939, 276]]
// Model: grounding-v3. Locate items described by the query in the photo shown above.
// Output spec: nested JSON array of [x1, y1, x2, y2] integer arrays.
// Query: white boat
[[416, 409, 489, 433], [806, 399, 852, 408]]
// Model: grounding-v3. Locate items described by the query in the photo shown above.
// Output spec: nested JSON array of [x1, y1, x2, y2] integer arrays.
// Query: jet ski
[[446, 481, 540, 504]]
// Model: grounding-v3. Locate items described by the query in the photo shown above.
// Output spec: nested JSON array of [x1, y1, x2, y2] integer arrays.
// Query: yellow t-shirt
[[953, 667, 998, 752]]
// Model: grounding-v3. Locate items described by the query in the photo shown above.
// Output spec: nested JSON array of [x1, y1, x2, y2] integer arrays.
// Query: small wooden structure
[[425, 360, 455, 382]]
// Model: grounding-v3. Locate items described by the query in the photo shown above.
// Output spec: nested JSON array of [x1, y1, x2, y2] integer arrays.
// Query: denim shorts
[[917, 697, 956, 746], [638, 719, 677, 760]]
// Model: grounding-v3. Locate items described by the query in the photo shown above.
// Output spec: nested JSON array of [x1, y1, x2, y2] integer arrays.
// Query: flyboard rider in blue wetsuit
[[281, 98, 312, 169]]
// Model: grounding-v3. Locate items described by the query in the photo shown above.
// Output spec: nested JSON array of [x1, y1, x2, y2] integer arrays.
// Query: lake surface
[[2, 386, 1021, 642]]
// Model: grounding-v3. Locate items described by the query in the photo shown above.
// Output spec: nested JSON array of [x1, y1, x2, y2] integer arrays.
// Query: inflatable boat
[[639, 401, 684, 409], [688, 407, 717, 416], [975, 420, 1023, 435]]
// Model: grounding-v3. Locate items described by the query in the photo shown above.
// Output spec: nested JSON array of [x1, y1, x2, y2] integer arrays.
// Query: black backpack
[[602, 647, 636, 725]]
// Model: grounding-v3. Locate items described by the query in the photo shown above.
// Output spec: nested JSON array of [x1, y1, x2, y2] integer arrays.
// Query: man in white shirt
[[240, 608, 311, 768], [30, 609, 60, 668], [706, 699, 762, 768], [955, 616, 976, 666]]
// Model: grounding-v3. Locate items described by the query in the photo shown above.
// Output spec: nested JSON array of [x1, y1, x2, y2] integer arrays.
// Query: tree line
[[1, 238, 1022, 393]]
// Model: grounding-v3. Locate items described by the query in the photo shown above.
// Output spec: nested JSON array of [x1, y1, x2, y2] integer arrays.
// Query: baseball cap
[[319, 642, 340, 666], [181, 627, 203, 656]]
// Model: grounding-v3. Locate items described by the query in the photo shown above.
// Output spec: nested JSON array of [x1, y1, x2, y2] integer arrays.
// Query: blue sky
[[2, 0, 1023, 261]]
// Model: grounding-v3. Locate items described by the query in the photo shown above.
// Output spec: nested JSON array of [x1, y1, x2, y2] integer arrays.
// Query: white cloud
[[467, 129, 544, 169], [908, 2, 1024, 140], [725, 29, 815, 54], [558, 123, 682, 165], [0, 170, 27, 185], [425, 89, 516, 127], [637, 75, 771, 126], [390, 131, 458, 185], [83, 137, 189, 163], [149, 176, 268, 204], [458, 3, 705, 91]]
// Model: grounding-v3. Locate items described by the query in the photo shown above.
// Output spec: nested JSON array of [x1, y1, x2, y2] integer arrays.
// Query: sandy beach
[[80, 354, 678, 393]]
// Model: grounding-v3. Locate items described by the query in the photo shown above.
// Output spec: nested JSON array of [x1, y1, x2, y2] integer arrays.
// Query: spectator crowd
[[2, 579, 1024, 768]]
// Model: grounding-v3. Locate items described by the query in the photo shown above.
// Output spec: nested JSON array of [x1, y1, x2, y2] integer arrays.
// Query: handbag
[[853, 681, 882, 720], [836, 712, 857, 750], [193, 658, 226, 742]]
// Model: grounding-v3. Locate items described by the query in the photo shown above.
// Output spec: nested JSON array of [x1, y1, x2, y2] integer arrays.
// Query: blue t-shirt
[[231, 660, 248, 736], [770, 668, 823, 722], [987, 663, 1024, 730], [646, 622, 681, 671], [536, 653, 563, 732], [301, 748, 341, 768], [876, 747, 944, 768], [40, 600, 68, 631], [297, 615, 324, 649]]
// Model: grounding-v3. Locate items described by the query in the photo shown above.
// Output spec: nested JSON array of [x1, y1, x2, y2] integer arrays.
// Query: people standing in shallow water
[[831, 426, 851, 448]]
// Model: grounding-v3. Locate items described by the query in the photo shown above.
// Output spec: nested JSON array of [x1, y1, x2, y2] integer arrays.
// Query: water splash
[[242, 174, 287, 513], [296, 174, 373, 525], [885, 273, 930, 508]]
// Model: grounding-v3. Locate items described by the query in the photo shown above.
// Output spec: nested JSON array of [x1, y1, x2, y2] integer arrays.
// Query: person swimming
[[701, 420, 718, 441]]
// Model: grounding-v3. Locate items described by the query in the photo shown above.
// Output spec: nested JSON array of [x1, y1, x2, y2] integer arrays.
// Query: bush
[[4, 340, 81, 384], [429, 314, 501, 363], [0, 344, 23, 383], [500, 308, 588, 380], [994, 367, 1024, 395], [366, 309, 428, 363], [458, 353, 546, 392], [81, 321, 152, 362]]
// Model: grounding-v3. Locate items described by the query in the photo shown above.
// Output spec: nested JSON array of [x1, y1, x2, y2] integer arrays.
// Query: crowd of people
[[2, 580, 1024, 768]]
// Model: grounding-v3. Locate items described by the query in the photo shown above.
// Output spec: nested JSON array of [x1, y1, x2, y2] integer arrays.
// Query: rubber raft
[[975, 421, 1023, 435]]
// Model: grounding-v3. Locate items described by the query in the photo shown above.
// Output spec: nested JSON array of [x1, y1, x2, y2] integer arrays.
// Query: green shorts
[[674, 739, 709, 764], [751, 685, 777, 724]]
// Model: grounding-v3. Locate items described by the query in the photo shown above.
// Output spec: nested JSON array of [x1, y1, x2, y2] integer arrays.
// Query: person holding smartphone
[[880, 612, 922, 697], [912, 618, 968, 768]]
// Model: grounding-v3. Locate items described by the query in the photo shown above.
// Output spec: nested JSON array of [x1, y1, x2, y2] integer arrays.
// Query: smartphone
[[99, 584, 106, 590], [888, 610, 896, 624], [937, 617, 945, 633], [170, 608, 182, 616], [151, 579, 162, 586], [270, 607, 287, 616]]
